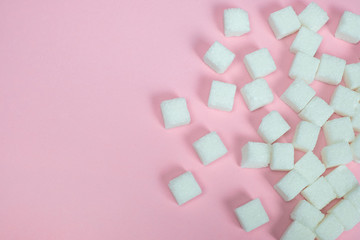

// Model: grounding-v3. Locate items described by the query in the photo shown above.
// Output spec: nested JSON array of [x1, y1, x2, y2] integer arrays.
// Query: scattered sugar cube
[[208, 80, 237, 112], [281, 79, 316, 113], [298, 2, 329, 32], [241, 142, 271, 168], [292, 121, 320, 152], [258, 111, 290, 144], [344, 62, 360, 90], [168, 171, 202, 205], [315, 214, 344, 240], [321, 142, 353, 168], [290, 27, 322, 56], [294, 151, 325, 185], [280, 221, 316, 240], [298, 96, 334, 127], [161, 98, 191, 129], [328, 199, 360, 230], [203, 41, 235, 74], [224, 8, 250, 37], [243, 48, 276, 79], [301, 177, 337, 209], [270, 143, 294, 171], [351, 135, 360, 163], [335, 11, 360, 44], [234, 198, 269, 232], [325, 165, 358, 198], [289, 52, 320, 84], [315, 54, 346, 85], [291, 200, 324, 230], [344, 185, 360, 213], [240, 78, 274, 111], [323, 117, 355, 144], [274, 169, 308, 201], [193, 132, 228, 165], [330, 85, 360, 117], [268, 6, 301, 39]]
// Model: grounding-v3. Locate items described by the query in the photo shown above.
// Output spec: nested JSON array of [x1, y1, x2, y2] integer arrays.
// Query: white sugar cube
[[301, 177, 336, 209], [298, 2, 329, 32], [321, 142, 353, 168], [203, 41, 235, 74], [243, 48, 276, 79], [292, 121, 320, 152], [193, 132, 228, 165], [351, 135, 360, 163], [258, 111, 290, 144], [168, 171, 202, 205], [289, 52, 320, 84], [240, 78, 274, 111], [234, 198, 269, 232], [224, 8, 250, 37], [330, 85, 360, 117], [315, 214, 344, 240], [335, 11, 360, 44], [344, 185, 360, 213], [325, 165, 358, 198], [344, 63, 360, 90], [315, 54, 346, 85], [274, 169, 308, 201], [208, 80, 237, 112], [294, 151, 325, 185], [161, 98, 191, 129], [241, 142, 271, 168], [270, 143, 294, 171], [299, 96, 334, 127], [281, 79, 316, 113], [268, 6, 301, 39], [290, 27, 322, 56], [291, 200, 324, 230], [323, 117, 355, 145], [328, 199, 360, 230], [280, 221, 316, 240]]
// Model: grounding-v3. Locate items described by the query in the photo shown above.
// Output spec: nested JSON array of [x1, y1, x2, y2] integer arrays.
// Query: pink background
[[0, 0, 359, 239]]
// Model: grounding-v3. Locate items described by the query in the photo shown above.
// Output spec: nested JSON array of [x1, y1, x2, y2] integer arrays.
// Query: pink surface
[[0, 0, 360, 239]]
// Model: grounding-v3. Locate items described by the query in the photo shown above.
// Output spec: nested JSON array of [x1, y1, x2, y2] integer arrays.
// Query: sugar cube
[[315, 214, 344, 240], [335, 11, 360, 44], [203, 41, 235, 74], [291, 200, 324, 230], [258, 111, 290, 144], [290, 27, 322, 56], [243, 48, 276, 79], [351, 135, 360, 163], [325, 165, 358, 198], [224, 8, 250, 37], [301, 177, 337, 210], [292, 121, 320, 152], [240, 78, 274, 111], [280, 221, 316, 240], [299, 96, 334, 127], [241, 142, 271, 168], [208, 80, 237, 112], [289, 52, 320, 84], [328, 199, 360, 230], [330, 85, 360, 117], [344, 185, 360, 213], [281, 79, 316, 113], [321, 142, 353, 168], [270, 143, 294, 171], [234, 198, 269, 232], [298, 2, 329, 32], [193, 132, 228, 165], [274, 169, 308, 201], [315, 54, 346, 85], [168, 171, 202, 205], [323, 117, 355, 144], [268, 6, 301, 39], [161, 98, 191, 129], [344, 62, 360, 90], [294, 151, 325, 185]]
